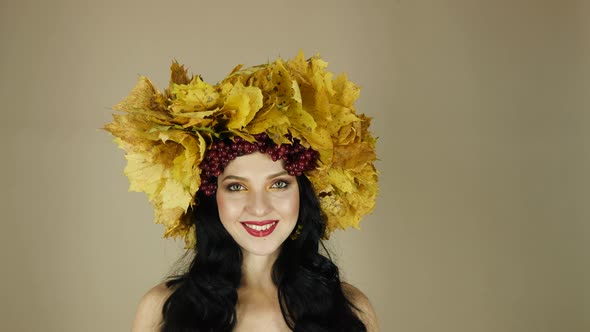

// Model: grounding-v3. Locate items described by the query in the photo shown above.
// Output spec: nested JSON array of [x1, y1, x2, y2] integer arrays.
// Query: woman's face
[[216, 152, 299, 257]]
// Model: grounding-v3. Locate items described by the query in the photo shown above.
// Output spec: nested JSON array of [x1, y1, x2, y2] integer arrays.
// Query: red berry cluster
[[199, 134, 319, 196]]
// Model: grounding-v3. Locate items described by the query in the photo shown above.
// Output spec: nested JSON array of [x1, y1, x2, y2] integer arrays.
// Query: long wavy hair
[[160, 175, 366, 331]]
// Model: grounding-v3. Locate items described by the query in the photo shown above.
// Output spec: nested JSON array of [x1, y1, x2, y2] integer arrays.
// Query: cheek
[[216, 193, 243, 224], [274, 191, 300, 220]]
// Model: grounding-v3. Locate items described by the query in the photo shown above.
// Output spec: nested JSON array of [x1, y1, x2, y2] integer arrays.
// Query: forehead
[[221, 152, 287, 177]]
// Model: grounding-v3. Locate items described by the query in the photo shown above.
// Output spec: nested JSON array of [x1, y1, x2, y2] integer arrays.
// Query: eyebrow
[[220, 170, 289, 182]]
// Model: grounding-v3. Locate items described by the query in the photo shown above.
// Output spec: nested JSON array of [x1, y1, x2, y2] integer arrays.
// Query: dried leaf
[[106, 52, 378, 247]]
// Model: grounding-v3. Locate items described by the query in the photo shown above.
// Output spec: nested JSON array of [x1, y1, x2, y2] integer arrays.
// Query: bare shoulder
[[342, 282, 379, 332], [131, 282, 174, 332]]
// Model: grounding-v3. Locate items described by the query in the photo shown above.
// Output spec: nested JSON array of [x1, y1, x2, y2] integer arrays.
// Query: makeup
[[240, 220, 279, 237]]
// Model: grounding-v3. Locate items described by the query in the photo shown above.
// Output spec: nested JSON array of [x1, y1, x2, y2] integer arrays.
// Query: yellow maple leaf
[[160, 179, 192, 211], [327, 168, 356, 193], [327, 105, 360, 136], [247, 106, 290, 137], [106, 52, 378, 247], [124, 153, 166, 201], [331, 72, 360, 108], [169, 77, 220, 113], [113, 76, 160, 113], [222, 82, 264, 131]]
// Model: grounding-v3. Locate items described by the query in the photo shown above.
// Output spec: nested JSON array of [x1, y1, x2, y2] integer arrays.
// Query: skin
[[216, 151, 300, 259], [131, 153, 379, 331], [217, 152, 299, 331]]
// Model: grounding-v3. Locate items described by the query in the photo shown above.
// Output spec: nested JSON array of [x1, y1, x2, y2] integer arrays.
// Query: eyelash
[[225, 179, 290, 192], [271, 180, 290, 189], [226, 183, 245, 192]]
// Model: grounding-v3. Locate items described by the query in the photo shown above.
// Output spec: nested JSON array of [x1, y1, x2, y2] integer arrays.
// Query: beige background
[[1, 0, 588, 331]]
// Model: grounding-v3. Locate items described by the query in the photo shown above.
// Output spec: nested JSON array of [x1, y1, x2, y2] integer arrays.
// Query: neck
[[240, 249, 280, 291]]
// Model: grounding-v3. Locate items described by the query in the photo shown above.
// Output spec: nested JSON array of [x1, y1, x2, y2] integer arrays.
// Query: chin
[[234, 228, 293, 257], [240, 244, 283, 257]]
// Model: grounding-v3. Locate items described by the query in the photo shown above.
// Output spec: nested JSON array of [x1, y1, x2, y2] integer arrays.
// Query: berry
[[198, 133, 319, 195]]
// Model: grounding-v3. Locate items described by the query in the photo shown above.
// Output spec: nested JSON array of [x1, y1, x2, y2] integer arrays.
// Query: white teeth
[[244, 222, 276, 231]]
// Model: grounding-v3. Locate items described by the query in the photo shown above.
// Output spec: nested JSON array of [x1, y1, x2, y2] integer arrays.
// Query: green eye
[[227, 183, 245, 191], [271, 180, 289, 189]]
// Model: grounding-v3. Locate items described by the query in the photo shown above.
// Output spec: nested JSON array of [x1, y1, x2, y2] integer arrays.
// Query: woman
[[106, 52, 379, 331]]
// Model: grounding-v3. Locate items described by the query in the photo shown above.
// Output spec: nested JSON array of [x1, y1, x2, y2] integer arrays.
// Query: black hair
[[160, 175, 367, 331]]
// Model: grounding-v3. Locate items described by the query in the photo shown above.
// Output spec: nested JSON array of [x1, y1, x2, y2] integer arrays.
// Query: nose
[[245, 190, 272, 217]]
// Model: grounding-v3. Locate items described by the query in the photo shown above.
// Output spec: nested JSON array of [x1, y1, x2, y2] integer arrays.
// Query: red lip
[[240, 220, 279, 237]]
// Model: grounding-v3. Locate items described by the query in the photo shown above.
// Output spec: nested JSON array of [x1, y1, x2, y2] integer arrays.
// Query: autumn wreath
[[105, 52, 378, 248]]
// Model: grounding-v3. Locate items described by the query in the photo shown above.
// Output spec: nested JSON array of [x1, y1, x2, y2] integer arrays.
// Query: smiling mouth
[[240, 220, 279, 237]]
